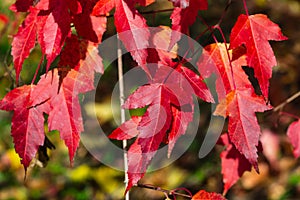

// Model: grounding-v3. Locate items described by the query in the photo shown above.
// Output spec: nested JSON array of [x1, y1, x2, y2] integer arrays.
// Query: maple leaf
[[192, 189, 226, 200], [114, 0, 150, 74], [11, 7, 39, 83], [215, 90, 272, 169], [30, 69, 90, 165], [170, 0, 207, 47], [36, 0, 71, 71], [110, 63, 213, 191], [198, 43, 271, 168], [0, 85, 48, 169], [218, 133, 252, 195], [287, 119, 300, 158], [230, 14, 287, 98]]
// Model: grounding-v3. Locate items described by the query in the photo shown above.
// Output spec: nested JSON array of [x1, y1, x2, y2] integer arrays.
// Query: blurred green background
[[1, 0, 300, 199]]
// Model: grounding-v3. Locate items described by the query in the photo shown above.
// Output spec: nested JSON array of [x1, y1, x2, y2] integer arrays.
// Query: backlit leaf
[[230, 14, 287, 98], [11, 7, 39, 83], [0, 85, 48, 169]]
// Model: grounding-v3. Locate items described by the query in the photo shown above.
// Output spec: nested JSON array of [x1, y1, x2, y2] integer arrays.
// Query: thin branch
[[136, 183, 192, 199], [3, 46, 15, 88], [216, 0, 232, 26], [273, 91, 300, 112], [117, 36, 129, 200], [197, 15, 219, 43]]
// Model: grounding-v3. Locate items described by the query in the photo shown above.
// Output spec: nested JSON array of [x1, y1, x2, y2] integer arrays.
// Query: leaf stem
[[192, 1, 232, 55], [31, 56, 44, 84], [214, 25, 237, 90], [197, 16, 236, 89], [216, 0, 232, 27], [242, 0, 249, 16], [117, 36, 129, 200], [197, 15, 218, 43]]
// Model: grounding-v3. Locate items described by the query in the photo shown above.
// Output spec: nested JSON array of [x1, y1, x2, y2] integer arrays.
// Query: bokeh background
[[0, 0, 300, 199]]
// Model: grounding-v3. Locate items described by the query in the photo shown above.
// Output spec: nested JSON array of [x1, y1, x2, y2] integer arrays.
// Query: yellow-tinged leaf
[[6, 149, 22, 170], [68, 164, 91, 182]]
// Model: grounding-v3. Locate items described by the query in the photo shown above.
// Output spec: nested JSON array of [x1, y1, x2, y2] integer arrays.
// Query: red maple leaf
[[109, 23, 213, 190], [0, 85, 49, 169], [36, 0, 71, 71], [215, 90, 271, 170], [198, 43, 272, 169], [114, 0, 150, 74], [230, 14, 287, 98], [11, 7, 39, 83], [287, 119, 300, 158], [30, 69, 91, 165], [110, 63, 213, 191], [218, 133, 252, 195], [192, 189, 226, 200]]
